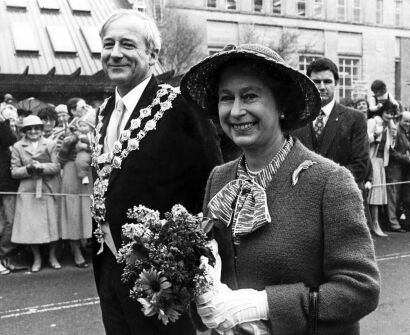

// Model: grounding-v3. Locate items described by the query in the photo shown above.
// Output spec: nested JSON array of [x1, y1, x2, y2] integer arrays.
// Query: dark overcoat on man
[[291, 103, 370, 186], [91, 76, 222, 334]]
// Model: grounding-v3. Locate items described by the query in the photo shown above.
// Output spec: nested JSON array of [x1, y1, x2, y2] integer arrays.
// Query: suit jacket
[[386, 125, 410, 181], [91, 76, 222, 292], [202, 140, 380, 335], [0, 121, 18, 192], [292, 103, 369, 186]]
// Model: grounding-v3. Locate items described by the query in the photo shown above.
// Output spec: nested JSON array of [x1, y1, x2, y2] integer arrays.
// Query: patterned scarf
[[208, 137, 294, 244]]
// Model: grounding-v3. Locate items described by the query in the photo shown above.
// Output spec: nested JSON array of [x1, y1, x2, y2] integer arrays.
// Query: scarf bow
[[208, 178, 271, 238]]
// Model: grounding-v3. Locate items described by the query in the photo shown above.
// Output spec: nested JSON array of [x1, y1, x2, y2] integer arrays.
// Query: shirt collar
[[321, 98, 335, 117], [115, 75, 152, 113]]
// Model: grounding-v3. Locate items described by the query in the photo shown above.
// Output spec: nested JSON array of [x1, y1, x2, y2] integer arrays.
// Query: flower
[[117, 204, 213, 325], [139, 268, 172, 297]]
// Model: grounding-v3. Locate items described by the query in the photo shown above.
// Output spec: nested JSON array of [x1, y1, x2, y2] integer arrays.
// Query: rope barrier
[[0, 191, 91, 197], [370, 180, 410, 187]]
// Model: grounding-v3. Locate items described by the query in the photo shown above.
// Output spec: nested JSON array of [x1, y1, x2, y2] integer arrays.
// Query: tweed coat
[[291, 103, 369, 186], [91, 76, 222, 334], [10, 136, 61, 244], [202, 139, 380, 335], [0, 121, 18, 192]]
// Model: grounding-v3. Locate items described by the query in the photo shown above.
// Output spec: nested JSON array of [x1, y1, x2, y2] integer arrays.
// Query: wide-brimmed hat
[[180, 43, 321, 131], [21, 115, 44, 131]]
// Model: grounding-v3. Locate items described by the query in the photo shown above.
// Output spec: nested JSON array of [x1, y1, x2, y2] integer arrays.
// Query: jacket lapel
[[107, 77, 159, 188], [98, 96, 115, 149], [320, 103, 342, 156]]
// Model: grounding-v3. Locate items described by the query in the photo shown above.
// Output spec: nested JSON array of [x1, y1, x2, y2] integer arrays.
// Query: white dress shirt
[[104, 76, 151, 152], [313, 98, 335, 128]]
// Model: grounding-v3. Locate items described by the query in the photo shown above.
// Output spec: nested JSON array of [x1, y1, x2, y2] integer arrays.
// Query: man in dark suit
[[292, 57, 369, 187], [385, 111, 410, 232], [91, 10, 222, 335]]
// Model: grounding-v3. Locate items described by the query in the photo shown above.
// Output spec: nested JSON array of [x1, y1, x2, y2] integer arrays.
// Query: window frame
[[352, 0, 361, 23], [338, 56, 362, 100], [298, 54, 321, 74], [11, 22, 39, 53], [395, 0, 403, 27], [206, 0, 216, 8], [336, 0, 346, 21], [254, 0, 263, 12], [376, 0, 383, 24], [46, 25, 77, 54], [226, 0, 237, 10], [296, 0, 307, 17], [272, 0, 282, 15], [312, 0, 324, 19]]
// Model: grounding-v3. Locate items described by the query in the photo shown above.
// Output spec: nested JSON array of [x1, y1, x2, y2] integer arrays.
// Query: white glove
[[196, 287, 269, 332]]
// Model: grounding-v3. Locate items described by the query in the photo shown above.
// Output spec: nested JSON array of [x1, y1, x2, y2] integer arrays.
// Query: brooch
[[292, 160, 317, 186]]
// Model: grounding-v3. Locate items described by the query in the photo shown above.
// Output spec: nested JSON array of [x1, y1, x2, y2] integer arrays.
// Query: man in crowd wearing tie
[[292, 57, 369, 189], [91, 9, 221, 335]]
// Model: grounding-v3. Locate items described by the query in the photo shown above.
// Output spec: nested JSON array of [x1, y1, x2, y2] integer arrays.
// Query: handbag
[[308, 287, 319, 335]]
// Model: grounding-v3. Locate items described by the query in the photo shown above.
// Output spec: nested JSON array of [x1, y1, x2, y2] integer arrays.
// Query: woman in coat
[[180, 44, 380, 335], [11, 115, 61, 272], [367, 109, 397, 237], [57, 102, 92, 268]]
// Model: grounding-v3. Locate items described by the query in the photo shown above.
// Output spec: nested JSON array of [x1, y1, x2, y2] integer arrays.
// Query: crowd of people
[[0, 96, 95, 274]]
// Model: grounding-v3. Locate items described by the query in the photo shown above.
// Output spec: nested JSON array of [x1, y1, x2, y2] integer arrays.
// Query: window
[[254, 0, 263, 12], [352, 0, 361, 23], [272, 0, 281, 14], [37, 0, 60, 10], [296, 0, 306, 16], [226, 0, 237, 10], [299, 55, 320, 74], [337, 0, 346, 21], [11, 22, 38, 52], [376, 0, 383, 24], [207, 0, 216, 8], [67, 0, 91, 13], [313, 0, 324, 19], [80, 26, 101, 55], [6, 0, 26, 8], [46, 26, 77, 53], [395, 0, 403, 26], [153, 0, 164, 22], [338, 57, 361, 99], [131, 0, 146, 12]]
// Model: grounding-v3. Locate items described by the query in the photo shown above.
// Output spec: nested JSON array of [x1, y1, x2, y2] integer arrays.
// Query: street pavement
[[1, 233, 410, 335]]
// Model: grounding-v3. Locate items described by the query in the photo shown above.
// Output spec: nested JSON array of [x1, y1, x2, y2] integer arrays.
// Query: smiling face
[[310, 70, 337, 107], [25, 125, 43, 142], [217, 64, 283, 155], [400, 112, 410, 132], [101, 15, 158, 96]]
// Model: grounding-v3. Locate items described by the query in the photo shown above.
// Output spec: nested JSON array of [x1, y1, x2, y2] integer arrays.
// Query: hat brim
[[180, 48, 321, 131]]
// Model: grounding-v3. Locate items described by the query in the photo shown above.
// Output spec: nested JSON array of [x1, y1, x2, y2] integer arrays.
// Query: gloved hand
[[26, 163, 37, 175], [196, 287, 269, 333]]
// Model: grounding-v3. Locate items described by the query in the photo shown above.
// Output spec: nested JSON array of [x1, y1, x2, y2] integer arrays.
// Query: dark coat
[[0, 121, 18, 192], [203, 140, 380, 335], [386, 125, 410, 181], [291, 103, 370, 186], [91, 77, 222, 333]]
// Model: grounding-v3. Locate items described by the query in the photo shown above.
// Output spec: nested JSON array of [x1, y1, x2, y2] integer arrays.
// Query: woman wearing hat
[[10, 115, 61, 272], [181, 44, 380, 334]]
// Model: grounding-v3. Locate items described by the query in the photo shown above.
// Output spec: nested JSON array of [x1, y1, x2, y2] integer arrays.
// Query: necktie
[[104, 99, 125, 153], [313, 110, 325, 139]]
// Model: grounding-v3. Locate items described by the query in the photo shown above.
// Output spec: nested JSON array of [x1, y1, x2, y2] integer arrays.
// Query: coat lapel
[[107, 77, 159, 188], [320, 103, 342, 156], [98, 96, 115, 150]]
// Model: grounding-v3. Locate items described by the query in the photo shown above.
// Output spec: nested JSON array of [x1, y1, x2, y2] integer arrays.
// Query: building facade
[[159, 0, 410, 108]]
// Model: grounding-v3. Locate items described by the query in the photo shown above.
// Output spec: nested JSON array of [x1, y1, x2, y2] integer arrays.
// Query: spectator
[[74, 111, 95, 185], [368, 80, 399, 119], [355, 98, 370, 118], [67, 97, 91, 120], [57, 105, 92, 268], [385, 111, 410, 232], [10, 115, 62, 272], [0, 105, 19, 275], [38, 106, 58, 139], [367, 107, 397, 237]]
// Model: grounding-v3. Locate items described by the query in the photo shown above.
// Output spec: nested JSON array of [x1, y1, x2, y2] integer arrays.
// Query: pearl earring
[[280, 112, 285, 119]]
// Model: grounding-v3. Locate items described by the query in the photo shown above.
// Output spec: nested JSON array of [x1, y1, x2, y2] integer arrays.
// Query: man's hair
[[306, 57, 339, 82], [38, 106, 58, 122], [99, 9, 161, 53], [370, 80, 387, 94]]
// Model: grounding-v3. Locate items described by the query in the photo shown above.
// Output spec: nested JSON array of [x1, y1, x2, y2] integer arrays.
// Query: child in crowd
[[368, 80, 399, 119], [74, 111, 95, 185]]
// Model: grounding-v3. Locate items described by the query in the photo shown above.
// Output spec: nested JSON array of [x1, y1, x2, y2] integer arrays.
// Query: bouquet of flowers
[[117, 204, 214, 325]]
